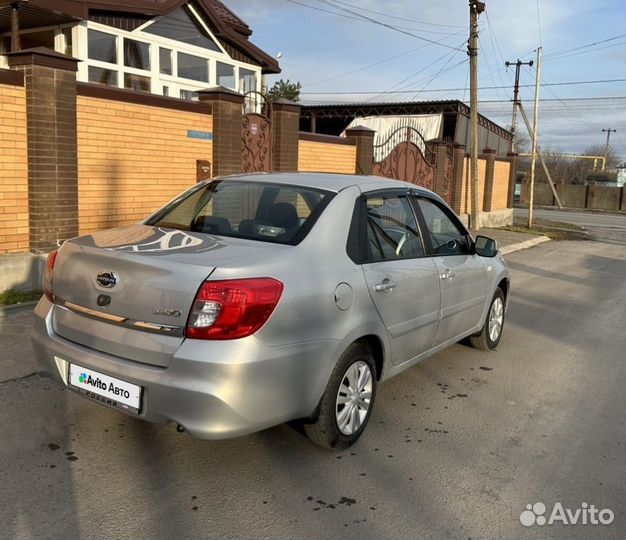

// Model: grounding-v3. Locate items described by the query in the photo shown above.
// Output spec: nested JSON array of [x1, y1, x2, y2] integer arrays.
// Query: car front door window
[[416, 198, 468, 255], [365, 195, 425, 261]]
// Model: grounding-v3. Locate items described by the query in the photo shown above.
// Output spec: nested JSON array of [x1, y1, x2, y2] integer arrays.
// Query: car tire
[[304, 343, 377, 450], [470, 288, 506, 351]]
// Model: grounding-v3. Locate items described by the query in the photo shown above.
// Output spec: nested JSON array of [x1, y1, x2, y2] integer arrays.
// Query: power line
[[410, 56, 466, 101], [361, 40, 467, 102], [302, 30, 466, 87], [544, 43, 625, 62], [543, 34, 626, 58], [308, 0, 464, 50], [300, 78, 626, 95], [319, 0, 466, 29]]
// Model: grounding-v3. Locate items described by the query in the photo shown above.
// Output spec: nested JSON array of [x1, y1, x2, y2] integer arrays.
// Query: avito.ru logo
[[520, 502, 614, 527]]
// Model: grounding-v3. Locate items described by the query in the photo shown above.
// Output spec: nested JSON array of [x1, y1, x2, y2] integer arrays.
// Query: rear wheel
[[470, 288, 505, 351], [304, 343, 377, 450]]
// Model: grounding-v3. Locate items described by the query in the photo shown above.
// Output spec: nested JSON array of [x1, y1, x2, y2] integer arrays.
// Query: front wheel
[[304, 343, 377, 450], [470, 288, 505, 351]]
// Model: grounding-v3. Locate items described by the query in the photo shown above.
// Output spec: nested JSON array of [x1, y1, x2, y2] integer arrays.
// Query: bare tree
[[583, 144, 619, 169]]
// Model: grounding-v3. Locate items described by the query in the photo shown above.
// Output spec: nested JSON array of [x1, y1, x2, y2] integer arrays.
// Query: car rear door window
[[415, 198, 469, 256], [365, 195, 424, 261], [146, 180, 333, 245]]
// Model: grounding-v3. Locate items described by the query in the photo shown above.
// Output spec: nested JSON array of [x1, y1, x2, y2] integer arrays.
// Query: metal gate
[[373, 126, 436, 190], [242, 91, 272, 173]]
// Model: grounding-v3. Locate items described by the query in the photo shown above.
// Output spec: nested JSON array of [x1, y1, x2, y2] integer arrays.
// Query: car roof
[[214, 172, 437, 197]]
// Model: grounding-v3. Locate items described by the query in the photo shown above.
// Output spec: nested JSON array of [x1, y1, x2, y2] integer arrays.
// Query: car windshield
[[146, 180, 334, 245]]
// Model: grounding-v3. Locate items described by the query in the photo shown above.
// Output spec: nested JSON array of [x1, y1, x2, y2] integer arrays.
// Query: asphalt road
[[514, 207, 626, 245], [1, 240, 624, 540]]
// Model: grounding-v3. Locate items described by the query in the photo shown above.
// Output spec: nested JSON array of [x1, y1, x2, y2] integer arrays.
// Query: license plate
[[68, 364, 142, 415]]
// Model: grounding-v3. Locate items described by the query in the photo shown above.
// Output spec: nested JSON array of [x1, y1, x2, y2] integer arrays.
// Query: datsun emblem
[[96, 271, 119, 288]]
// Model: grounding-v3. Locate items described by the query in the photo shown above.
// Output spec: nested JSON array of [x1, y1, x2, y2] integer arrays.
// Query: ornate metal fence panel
[[242, 91, 272, 173], [373, 127, 436, 190]]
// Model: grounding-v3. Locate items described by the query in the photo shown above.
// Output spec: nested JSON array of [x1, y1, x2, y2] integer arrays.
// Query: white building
[[0, 0, 280, 99]]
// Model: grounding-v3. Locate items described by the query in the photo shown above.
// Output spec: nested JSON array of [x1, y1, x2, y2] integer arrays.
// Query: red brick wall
[[77, 96, 213, 234], [0, 82, 28, 253]]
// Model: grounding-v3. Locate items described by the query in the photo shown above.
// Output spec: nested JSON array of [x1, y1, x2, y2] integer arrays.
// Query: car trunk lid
[[51, 225, 282, 367]]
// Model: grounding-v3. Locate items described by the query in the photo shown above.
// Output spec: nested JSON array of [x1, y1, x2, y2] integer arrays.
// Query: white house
[[0, 0, 280, 99]]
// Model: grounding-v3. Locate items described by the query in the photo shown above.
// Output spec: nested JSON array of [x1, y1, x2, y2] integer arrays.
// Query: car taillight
[[186, 278, 284, 340], [43, 250, 58, 302]]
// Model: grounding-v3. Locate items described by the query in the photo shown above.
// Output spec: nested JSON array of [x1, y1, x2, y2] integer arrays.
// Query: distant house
[[300, 100, 513, 157], [0, 0, 280, 99]]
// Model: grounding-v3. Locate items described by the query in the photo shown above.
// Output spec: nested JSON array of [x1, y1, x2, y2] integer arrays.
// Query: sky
[[222, 0, 626, 162]]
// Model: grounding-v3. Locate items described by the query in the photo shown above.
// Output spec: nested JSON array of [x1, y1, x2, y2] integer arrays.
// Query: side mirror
[[474, 235, 498, 257]]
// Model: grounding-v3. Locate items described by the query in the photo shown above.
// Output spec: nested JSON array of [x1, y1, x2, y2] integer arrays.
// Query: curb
[[0, 300, 38, 317], [500, 236, 551, 255]]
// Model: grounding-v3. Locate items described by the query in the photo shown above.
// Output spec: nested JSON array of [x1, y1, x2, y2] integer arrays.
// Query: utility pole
[[507, 54, 564, 211], [469, 0, 485, 230], [527, 47, 542, 228], [504, 59, 533, 152], [602, 128, 616, 170]]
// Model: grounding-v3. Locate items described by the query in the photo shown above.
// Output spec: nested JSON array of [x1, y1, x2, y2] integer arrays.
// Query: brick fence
[[0, 47, 517, 258]]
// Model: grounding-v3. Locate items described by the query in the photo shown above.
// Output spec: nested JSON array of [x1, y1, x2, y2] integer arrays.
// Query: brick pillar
[[345, 126, 375, 175], [430, 140, 450, 201], [450, 143, 466, 214], [198, 86, 244, 177], [8, 47, 79, 254], [481, 147, 497, 211], [506, 151, 518, 208], [271, 98, 301, 172]]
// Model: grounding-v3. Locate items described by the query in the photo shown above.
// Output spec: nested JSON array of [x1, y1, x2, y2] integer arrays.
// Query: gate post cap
[[7, 47, 80, 71], [197, 86, 245, 104], [345, 126, 376, 137], [271, 98, 301, 112]]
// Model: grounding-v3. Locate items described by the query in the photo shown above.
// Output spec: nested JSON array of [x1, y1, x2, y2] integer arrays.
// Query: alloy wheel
[[335, 360, 373, 435], [488, 297, 504, 342]]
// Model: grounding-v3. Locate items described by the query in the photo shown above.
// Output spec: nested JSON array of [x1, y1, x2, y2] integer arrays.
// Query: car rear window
[[146, 180, 334, 245]]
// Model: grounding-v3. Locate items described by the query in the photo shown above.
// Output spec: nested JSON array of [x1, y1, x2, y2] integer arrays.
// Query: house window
[[88, 66, 118, 87], [177, 52, 208, 82], [239, 68, 257, 93], [180, 89, 199, 101], [124, 73, 151, 92], [88, 29, 117, 63], [124, 38, 150, 70], [217, 62, 235, 89], [144, 7, 221, 52], [159, 47, 172, 75], [62, 28, 73, 56]]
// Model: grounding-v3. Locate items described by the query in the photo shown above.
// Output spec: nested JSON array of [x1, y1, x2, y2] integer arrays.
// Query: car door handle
[[374, 280, 397, 292], [440, 270, 454, 280]]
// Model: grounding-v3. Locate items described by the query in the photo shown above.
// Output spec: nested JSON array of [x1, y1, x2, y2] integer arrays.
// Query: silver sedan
[[31, 173, 510, 449]]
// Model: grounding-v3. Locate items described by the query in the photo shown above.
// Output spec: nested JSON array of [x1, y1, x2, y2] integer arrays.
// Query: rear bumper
[[31, 297, 337, 439]]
